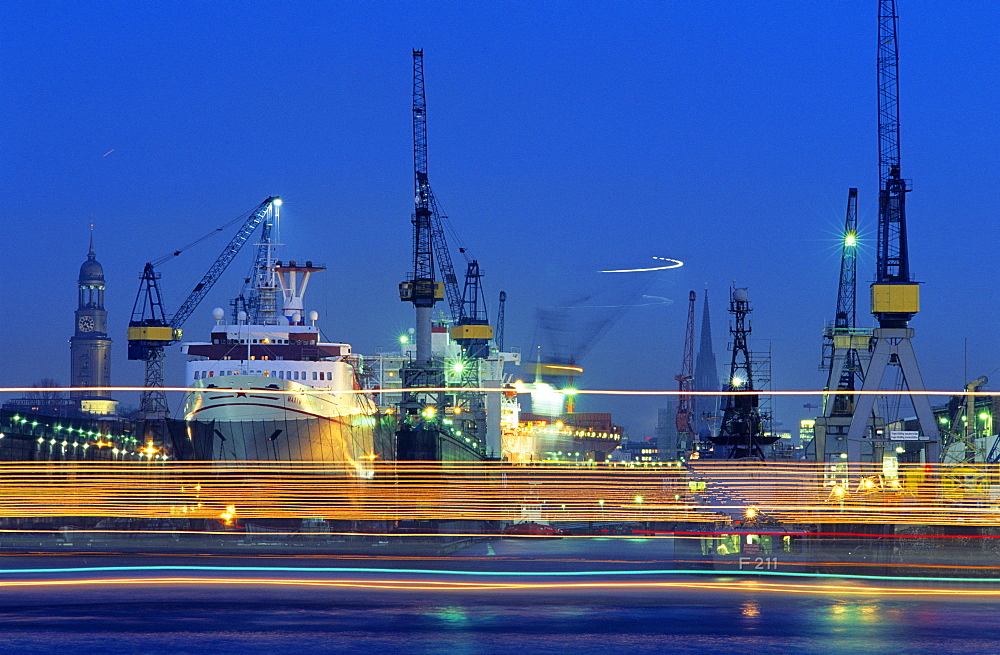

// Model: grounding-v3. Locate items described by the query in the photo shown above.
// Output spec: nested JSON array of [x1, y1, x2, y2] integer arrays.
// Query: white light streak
[[601, 256, 684, 273]]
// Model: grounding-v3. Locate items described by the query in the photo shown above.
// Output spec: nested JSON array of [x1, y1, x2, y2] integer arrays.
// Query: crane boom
[[495, 291, 507, 352], [429, 194, 464, 322], [171, 197, 279, 328]]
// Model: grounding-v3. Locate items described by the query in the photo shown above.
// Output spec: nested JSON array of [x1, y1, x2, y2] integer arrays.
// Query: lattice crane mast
[[873, 0, 915, 325], [399, 49, 447, 367], [675, 291, 697, 455], [128, 197, 281, 418], [495, 291, 507, 352]]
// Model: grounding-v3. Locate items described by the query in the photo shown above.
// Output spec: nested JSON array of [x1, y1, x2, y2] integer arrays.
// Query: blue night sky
[[2, 1, 997, 437]]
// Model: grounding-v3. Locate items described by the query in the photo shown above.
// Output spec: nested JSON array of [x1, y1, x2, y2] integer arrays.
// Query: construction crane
[[821, 189, 869, 412], [451, 260, 493, 358], [674, 291, 697, 457], [845, 1, 939, 461], [128, 197, 281, 418], [397, 50, 485, 460], [399, 48, 445, 364], [813, 189, 877, 462]]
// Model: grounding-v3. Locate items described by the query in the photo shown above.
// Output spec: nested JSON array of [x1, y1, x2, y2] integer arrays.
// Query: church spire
[[88, 220, 95, 260], [693, 287, 721, 436]]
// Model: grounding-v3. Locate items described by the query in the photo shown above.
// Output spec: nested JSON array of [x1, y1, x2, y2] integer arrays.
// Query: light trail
[[1, 577, 997, 596], [3, 385, 998, 397], [2, 566, 1000, 593], [0, 461, 996, 525], [601, 256, 684, 273]]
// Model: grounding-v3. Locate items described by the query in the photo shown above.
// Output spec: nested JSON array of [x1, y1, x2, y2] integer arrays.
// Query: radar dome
[[237, 310, 247, 322], [212, 307, 225, 321], [308, 310, 319, 323], [733, 288, 749, 302], [293, 312, 302, 324]]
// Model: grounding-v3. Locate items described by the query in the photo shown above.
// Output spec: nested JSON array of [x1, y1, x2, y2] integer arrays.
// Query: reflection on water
[[0, 593, 997, 654]]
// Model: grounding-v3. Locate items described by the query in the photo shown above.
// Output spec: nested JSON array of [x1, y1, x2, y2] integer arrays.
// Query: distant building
[[799, 419, 815, 446], [616, 436, 662, 463], [655, 404, 681, 460]]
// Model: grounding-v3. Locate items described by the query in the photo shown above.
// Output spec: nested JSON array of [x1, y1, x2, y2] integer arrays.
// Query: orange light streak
[[0, 461, 994, 526], [3, 386, 1000, 397]]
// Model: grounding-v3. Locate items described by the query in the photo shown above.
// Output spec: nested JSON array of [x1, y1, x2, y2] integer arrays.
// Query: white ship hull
[[184, 375, 377, 473]]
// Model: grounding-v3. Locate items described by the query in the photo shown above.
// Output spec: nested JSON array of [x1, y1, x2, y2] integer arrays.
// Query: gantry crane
[[674, 291, 697, 458], [128, 197, 281, 418], [845, 1, 939, 462]]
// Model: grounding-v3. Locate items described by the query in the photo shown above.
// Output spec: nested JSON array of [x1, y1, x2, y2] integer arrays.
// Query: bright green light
[[939, 417, 949, 424], [272, 198, 283, 207], [731, 376, 745, 387], [634, 495, 644, 504], [399, 334, 409, 345], [563, 388, 578, 396], [451, 361, 465, 373], [844, 231, 857, 247], [979, 412, 990, 420]]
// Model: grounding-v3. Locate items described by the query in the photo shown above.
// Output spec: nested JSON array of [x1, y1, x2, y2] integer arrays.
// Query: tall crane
[[813, 189, 875, 461], [397, 50, 485, 461], [820, 189, 870, 412], [128, 197, 281, 418], [398, 48, 444, 366], [845, 0, 939, 462], [674, 291, 697, 457]]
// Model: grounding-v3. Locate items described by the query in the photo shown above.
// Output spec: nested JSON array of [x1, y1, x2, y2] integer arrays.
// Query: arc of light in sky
[[601, 256, 683, 273]]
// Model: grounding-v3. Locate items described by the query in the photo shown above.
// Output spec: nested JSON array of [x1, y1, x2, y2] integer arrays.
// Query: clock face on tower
[[78, 316, 95, 332]]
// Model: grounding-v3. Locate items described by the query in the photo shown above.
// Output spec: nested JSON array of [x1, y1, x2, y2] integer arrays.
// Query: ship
[[182, 255, 389, 473]]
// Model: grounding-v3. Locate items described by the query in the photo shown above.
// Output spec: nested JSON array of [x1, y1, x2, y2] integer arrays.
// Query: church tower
[[69, 230, 116, 414]]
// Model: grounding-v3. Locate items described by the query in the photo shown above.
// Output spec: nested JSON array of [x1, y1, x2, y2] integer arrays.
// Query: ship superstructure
[[182, 237, 384, 472]]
